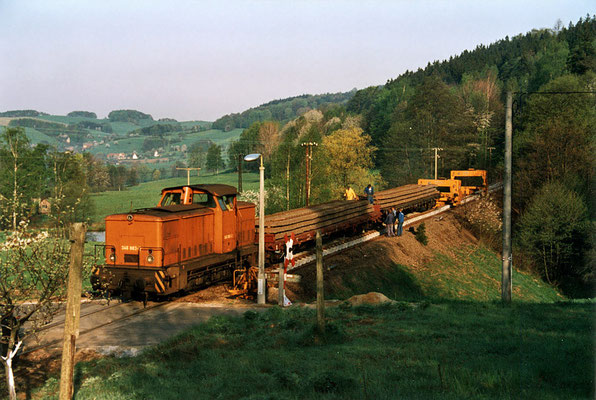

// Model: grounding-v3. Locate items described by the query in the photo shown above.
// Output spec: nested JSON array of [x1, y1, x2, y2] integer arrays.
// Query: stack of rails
[[375, 184, 439, 212], [259, 198, 378, 250], [258, 184, 439, 251]]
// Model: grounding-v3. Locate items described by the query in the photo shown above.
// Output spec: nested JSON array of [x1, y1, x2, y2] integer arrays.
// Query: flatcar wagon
[[261, 184, 440, 252]]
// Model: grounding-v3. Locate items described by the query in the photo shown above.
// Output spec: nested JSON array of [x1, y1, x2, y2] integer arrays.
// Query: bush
[[456, 195, 502, 248], [517, 182, 590, 284], [415, 223, 428, 245]]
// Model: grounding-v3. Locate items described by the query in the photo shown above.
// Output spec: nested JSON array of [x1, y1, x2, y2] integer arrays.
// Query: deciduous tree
[[258, 121, 280, 159], [206, 144, 224, 173], [518, 182, 590, 284], [321, 127, 377, 197]]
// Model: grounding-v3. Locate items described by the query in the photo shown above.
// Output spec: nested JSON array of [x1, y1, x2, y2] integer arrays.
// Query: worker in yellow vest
[[345, 186, 358, 201]]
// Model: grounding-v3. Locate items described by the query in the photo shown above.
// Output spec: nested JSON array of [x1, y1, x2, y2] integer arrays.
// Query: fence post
[[278, 267, 284, 306], [59, 222, 86, 400], [316, 230, 325, 333]]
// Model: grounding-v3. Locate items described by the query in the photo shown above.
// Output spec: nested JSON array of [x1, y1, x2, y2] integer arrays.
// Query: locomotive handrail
[[94, 244, 116, 265]]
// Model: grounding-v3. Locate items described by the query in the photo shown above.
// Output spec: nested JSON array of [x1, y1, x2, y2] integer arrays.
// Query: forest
[[212, 91, 355, 131]]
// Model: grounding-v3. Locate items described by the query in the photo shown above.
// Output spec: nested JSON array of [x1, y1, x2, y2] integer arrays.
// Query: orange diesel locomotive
[[93, 184, 256, 297]]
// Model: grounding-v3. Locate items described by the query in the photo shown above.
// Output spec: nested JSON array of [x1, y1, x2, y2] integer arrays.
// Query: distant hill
[[67, 111, 97, 119], [0, 109, 49, 117], [1, 111, 225, 166], [212, 91, 355, 131], [108, 109, 154, 123]]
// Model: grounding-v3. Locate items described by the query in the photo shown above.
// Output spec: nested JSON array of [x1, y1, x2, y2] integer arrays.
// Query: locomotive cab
[[157, 184, 238, 254], [450, 169, 488, 196]]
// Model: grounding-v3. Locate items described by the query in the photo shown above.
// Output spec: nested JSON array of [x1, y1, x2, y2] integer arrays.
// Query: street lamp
[[244, 153, 266, 304]]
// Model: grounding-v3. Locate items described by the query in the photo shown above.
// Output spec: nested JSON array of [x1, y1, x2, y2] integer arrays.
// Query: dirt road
[[25, 287, 262, 357]]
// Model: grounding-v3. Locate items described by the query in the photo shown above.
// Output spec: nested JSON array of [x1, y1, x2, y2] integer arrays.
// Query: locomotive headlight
[[109, 248, 116, 262], [147, 250, 154, 264]]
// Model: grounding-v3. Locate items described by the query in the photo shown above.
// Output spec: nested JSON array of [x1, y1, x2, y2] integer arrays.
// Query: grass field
[[31, 300, 594, 399], [89, 171, 260, 226], [178, 128, 244, 147]]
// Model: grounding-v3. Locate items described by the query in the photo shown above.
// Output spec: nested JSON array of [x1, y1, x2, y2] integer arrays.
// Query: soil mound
[[345, 292, 393, 305]]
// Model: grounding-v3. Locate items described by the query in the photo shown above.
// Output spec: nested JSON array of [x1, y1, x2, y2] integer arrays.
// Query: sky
[[0, 1, 592, 122]]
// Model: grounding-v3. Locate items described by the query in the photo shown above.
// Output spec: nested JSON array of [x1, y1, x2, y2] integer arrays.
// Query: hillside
[[0, 110, 244, 173], [212, 90, 355, 131], [289, 211, 563, 303]]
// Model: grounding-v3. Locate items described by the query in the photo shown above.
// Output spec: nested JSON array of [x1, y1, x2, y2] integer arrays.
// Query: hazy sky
[[0, 1, 592, 121]]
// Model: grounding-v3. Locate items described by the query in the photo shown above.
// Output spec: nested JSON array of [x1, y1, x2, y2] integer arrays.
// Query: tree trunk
[[12, 160, 17, 231], [3, 340, 21, 400], [5, 357, 16, 400]]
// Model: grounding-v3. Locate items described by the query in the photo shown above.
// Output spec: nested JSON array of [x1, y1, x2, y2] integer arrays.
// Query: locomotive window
[[217, 198, 228, 211], [454, 176, 485, 187], [222, 195, 234, 210], [193, 193, 216, 207], [162, 192, 182, 206]]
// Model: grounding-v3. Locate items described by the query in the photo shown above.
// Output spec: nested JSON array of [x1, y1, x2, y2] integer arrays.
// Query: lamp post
[[244, 153, 266, 304]]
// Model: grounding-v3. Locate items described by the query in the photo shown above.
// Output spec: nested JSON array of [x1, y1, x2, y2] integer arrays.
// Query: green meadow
[[31, 300, 593, 399]]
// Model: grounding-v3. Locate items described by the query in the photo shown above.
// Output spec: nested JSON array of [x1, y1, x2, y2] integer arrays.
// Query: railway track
[[21, 299, 168, 355]]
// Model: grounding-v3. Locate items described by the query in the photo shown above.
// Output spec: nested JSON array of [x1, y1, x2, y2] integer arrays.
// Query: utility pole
[[431, 147, 443, 179], [286, 150, 290, 211], [487, 146, 496, 181], [502, 91, 513, 303], [301, 142, 318, 206], [237, 154, 243, 193], [176, 167, 201, 185], [59, 222, 86, 400]]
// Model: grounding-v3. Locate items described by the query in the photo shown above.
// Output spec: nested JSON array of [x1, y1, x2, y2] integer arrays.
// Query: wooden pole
[[286, 151, 290, 211], [59, 222, 86, 400], [432, 147, 443, 179], [176, 167, 201, 185], [316, 230, 325, 333], [305, 144, 310, 207]]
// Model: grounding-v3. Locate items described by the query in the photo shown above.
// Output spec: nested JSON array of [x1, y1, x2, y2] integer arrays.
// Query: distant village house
[[107, 153, 126, 160], [32, 198, 51, 215]]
